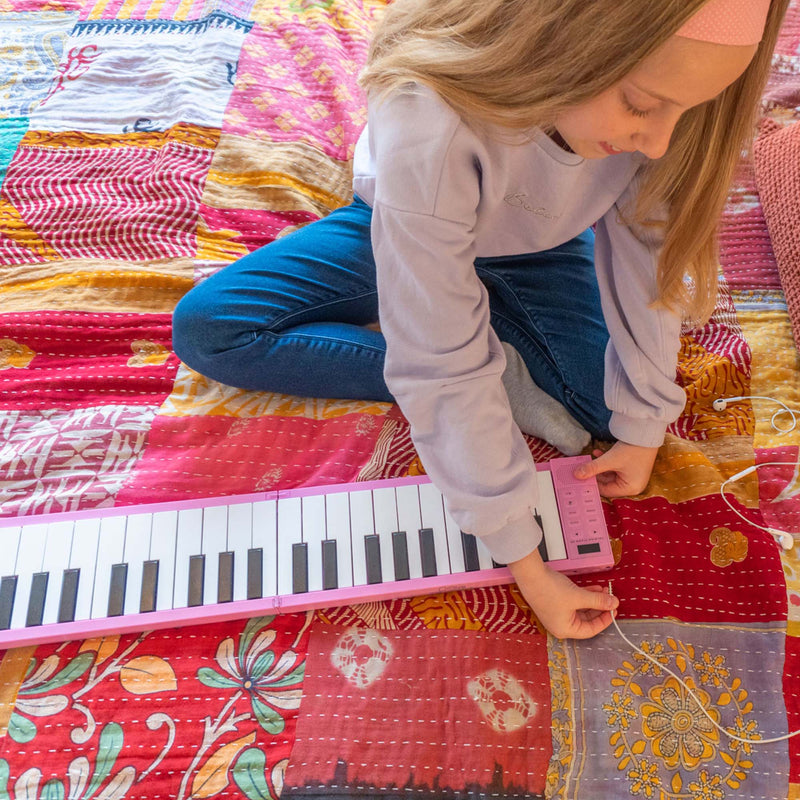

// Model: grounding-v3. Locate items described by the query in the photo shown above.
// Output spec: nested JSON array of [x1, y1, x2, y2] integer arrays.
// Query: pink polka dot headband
[[677, 0, 771, 45]]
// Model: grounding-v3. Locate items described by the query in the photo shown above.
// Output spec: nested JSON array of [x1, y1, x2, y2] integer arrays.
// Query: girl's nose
[[632, 112, 682, 160]]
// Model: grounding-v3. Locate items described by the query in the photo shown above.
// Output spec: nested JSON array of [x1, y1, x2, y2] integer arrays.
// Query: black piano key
[[364, 534, 382, 584], [461, 532, 480, 572], [0, 576, 17, 630], [25, 573, 48, 627], [140, 560, 159, 613], [534, 511, 549, 563], [419, 528, 438, 578], [322, 539, 338, 590], [292, 542, 308, 594], [392, 531, 410, 581], [107, 564, 127, 618], [58, 568, 80, 623], [247, 548, 263, 600], [218, 551, 234, 603], [188, 555, 205, 607]]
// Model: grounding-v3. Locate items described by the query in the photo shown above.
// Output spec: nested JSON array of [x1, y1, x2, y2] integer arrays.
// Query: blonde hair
[[359, 0, 789, 323]]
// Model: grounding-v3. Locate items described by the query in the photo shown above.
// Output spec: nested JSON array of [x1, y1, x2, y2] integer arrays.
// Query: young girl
[[173, 0, 788, 639]]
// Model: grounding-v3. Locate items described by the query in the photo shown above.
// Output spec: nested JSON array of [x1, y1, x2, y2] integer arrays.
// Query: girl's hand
[[573, 441, 658, 497], [507, 550, 618, 639]]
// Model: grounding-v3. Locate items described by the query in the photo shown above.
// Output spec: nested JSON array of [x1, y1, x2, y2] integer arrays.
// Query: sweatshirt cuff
[[609, 412, 668, 448], [477, 510, 543, 565]]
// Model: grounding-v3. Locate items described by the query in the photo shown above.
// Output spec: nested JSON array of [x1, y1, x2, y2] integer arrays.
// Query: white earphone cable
[[715, 395, 798, 434], [714, 395, 800, 550]]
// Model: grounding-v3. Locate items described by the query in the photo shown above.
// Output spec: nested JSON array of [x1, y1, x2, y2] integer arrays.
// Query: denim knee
[[172, 284, 234, 370]]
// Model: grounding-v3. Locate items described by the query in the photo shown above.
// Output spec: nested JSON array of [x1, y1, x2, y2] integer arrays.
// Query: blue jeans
[[173, 196, 612, 439]]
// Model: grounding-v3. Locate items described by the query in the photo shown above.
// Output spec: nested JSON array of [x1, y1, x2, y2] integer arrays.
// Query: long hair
[[359, 0, 790, 323]]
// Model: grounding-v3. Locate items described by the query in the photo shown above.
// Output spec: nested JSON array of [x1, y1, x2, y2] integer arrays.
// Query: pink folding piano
[[0, 455, 613, 648]]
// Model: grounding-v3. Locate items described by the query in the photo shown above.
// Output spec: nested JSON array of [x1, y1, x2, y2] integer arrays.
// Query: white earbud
[[712, 395, 798, 434], [713, 396, 747, 412], [721, 463, 799, 553], [774, 530, 795, 551]]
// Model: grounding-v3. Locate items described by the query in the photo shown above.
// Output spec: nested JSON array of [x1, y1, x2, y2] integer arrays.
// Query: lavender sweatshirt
[[352, 84, 685, 564]]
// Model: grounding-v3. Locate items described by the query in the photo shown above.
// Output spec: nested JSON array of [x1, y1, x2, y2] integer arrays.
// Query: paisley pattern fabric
[[1, 0, 800, 798]]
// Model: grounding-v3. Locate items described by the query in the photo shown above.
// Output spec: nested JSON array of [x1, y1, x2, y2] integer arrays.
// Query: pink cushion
[[754, 118, 800, 346]]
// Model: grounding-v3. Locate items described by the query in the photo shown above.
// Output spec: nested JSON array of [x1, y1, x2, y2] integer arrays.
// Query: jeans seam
[[265, 288, 379, 332], [264, 329, 386, 355], [479, 265, 566, 381], [491, 308, 566, 386]]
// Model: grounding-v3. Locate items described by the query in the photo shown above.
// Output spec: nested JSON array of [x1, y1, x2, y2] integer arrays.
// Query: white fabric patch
[[31, 12, 252, 133]]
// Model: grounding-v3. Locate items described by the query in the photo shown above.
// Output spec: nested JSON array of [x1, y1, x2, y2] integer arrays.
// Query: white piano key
[[227, 502, 252, 602], [1, 525, 22, 573], [442, 502, 466, 574], [252, 499, 278, 598], [70, 518, 101, 621], [418, 482, 452, 575], [41, 520, 75, 625], [202, 505, 228, 606], [395, 484, 424, 579], [174, 507, 203, 610], [372, 486, 399, 583], [536, 470, 567, 561], [122, 513, 153, 616], [11, 523, 49, 629], [302, 494, 327, 593], [348, 489, 373, 587], [277, 496, 303, 596], [325, 491, 352, 588], [92, 516, 126, 620], [150, 511, 178, 612]]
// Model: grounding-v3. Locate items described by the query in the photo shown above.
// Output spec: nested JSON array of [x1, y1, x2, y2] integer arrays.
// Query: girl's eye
[[622, 95, 651, 119]]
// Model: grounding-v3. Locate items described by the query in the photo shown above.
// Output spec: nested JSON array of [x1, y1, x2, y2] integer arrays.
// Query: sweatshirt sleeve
[[594, 173, 686, 447], [369, 87, 544, 565]]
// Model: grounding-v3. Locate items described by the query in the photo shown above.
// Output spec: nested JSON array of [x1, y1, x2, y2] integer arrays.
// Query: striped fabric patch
[[720, 164, 782, 291], [0, 126, 216, 262]]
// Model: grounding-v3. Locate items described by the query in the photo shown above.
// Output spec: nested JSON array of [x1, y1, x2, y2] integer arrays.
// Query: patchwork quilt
[[1, 1, 800, 798]]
